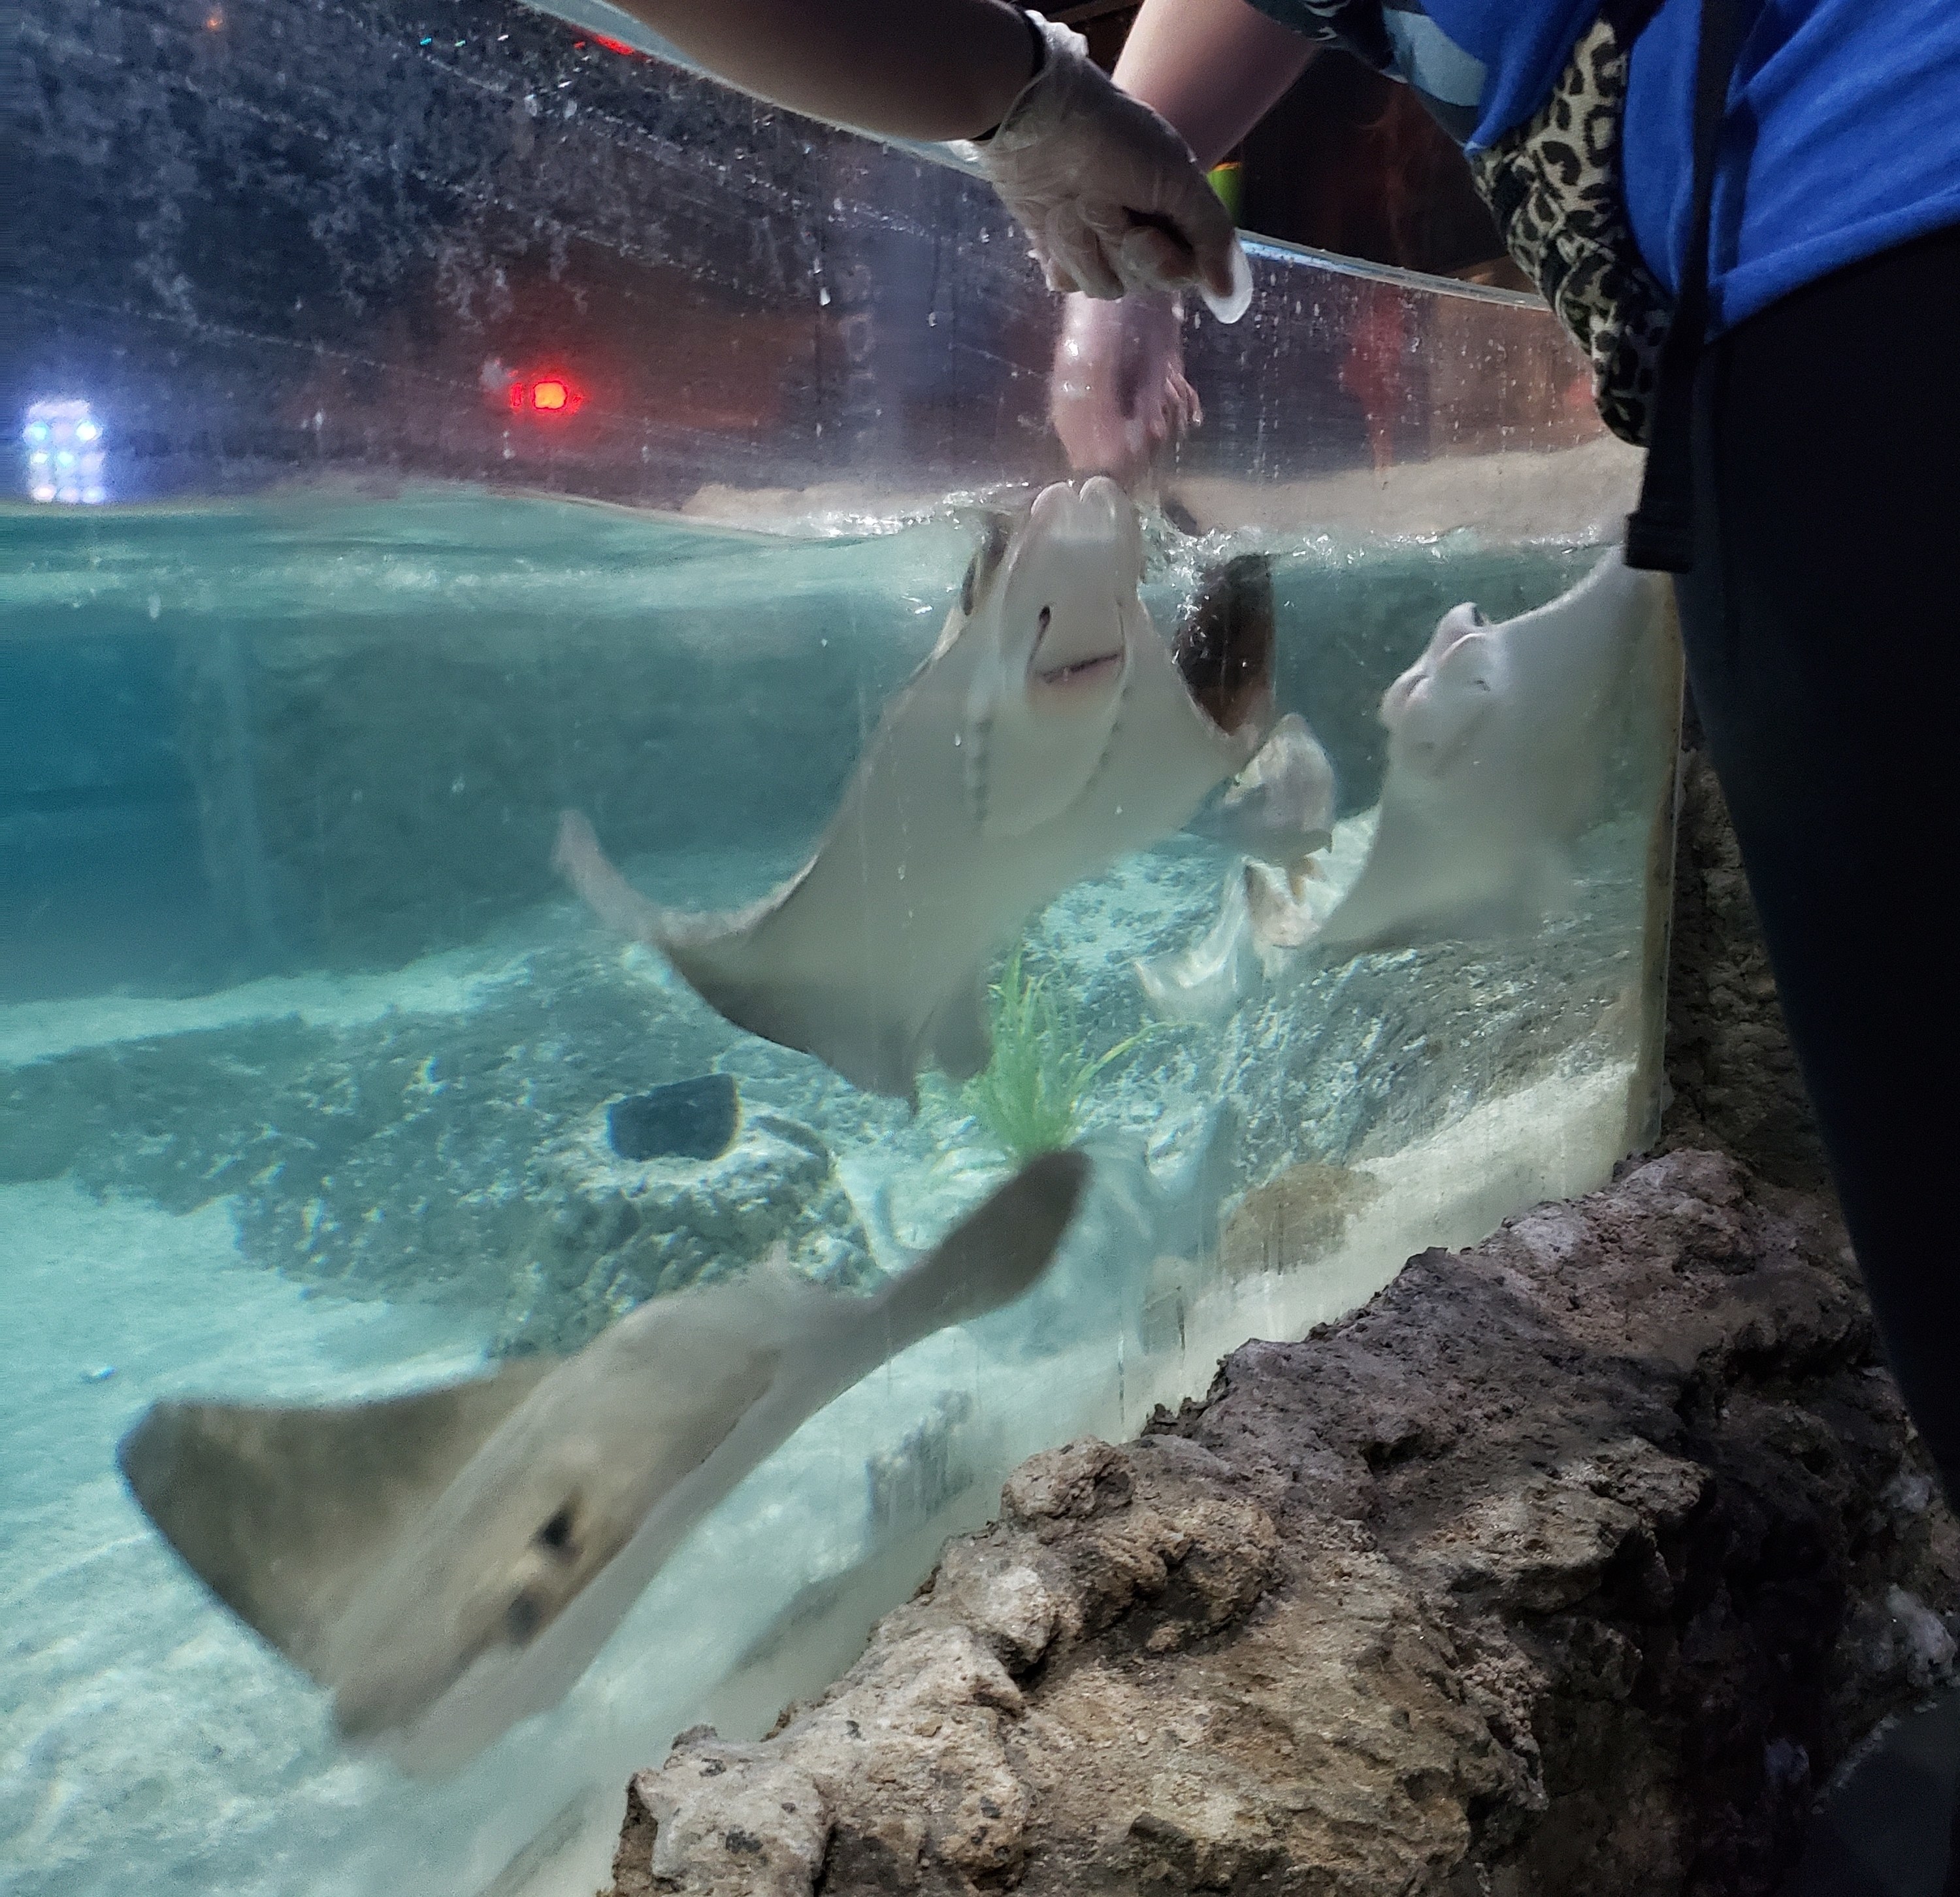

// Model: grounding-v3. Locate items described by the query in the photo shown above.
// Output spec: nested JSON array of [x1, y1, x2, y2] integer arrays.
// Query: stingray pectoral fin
[[926, 970, 993, 1085], [660, 938, 921, 1102], [553, 810, 671, 946], [116, 1357, 555, 1679], [875, 1149, 1091, 1345], [1135, 868, 1258, 1023], [1243, 859, 1320, 951], [1171, 553, 1276, 738]]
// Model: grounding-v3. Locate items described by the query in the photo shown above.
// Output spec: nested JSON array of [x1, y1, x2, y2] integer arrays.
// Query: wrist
[[972, 5, 1050, 142]]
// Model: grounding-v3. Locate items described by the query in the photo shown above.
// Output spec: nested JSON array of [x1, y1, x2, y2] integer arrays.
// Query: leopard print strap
[[1465, 14, 1673, 447]]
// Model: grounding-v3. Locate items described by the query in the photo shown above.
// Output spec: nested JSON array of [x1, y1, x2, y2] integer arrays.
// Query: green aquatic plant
[[958, 945, 1149, 1163]]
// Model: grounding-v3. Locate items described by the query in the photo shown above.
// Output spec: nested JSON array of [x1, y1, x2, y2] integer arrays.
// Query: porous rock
[[496, 1112, 877, 1355], [605, 1150, 1955, 1896]]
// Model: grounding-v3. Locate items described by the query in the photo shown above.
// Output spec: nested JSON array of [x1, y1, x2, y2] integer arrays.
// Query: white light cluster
[[23, 399, 107, 505]]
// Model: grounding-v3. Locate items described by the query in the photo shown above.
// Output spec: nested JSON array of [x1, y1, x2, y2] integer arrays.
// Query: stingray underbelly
[[666, 850, 1032, 1040]]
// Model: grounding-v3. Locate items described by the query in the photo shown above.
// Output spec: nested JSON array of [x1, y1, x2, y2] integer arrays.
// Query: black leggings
[[1682, 235, 1960, 1890], [1678, 223, 1960, 1506]]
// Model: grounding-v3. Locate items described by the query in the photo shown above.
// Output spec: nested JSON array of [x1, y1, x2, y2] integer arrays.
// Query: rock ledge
[[607, 1150, 1955, 1896]]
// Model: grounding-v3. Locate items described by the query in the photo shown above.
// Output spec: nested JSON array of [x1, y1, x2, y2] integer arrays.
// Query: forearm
[[605, 0, 1039, 142], [1114, 0, 1314, 167]]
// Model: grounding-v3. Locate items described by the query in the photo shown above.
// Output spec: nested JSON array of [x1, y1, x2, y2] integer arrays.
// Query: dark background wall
[[1060, 0, 1516, 284]]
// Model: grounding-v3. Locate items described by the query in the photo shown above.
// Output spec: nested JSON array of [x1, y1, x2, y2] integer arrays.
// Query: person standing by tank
[[615, 0, 1960, 1880]]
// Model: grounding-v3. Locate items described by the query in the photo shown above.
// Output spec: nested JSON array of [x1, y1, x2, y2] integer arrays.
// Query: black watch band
[[972, 7, 1048, 144]]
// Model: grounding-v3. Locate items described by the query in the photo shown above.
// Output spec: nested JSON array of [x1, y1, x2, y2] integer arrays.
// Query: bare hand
[[1049, 291, 1201, 486]]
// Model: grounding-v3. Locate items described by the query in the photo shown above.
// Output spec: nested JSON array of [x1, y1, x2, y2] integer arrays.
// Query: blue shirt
[[1241, 0, 1960, 331], [1624, 0, 1960, 329]]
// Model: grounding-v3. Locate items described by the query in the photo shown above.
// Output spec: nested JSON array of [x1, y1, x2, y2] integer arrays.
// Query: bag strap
[[1622, 0, 1748, 573]]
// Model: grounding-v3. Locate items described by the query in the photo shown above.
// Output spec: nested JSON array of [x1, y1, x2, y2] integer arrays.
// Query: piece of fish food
[[116, 1149, 1090, 1772], [553, 478, 1269, 1101]]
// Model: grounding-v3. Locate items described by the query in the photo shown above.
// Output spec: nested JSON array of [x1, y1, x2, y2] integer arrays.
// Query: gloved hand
[[1050, 291, 1201, 484], [962, 12, 1252, 322]]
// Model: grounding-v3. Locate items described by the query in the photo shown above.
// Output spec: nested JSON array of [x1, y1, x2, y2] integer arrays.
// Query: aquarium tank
[[3, 1, 1678, 1892]]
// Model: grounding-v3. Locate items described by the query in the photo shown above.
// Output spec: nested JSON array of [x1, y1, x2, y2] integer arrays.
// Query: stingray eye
[[534, 1503, 578, 1559], [960, 551, 981, 618], [1036, 606, 1051, 637], [505, 1590, 546, 1645]]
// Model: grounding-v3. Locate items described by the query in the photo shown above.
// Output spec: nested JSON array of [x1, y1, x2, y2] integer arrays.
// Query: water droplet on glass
[[896, 864, 906, 881]]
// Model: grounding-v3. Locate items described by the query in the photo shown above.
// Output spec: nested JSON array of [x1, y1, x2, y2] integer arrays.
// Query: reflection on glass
[[22, 399, 107, 506]]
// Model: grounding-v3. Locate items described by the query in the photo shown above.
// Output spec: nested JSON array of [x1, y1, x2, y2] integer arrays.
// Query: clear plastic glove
[[962, 13, 1252, 322], [1049, 291, 1200, 485]]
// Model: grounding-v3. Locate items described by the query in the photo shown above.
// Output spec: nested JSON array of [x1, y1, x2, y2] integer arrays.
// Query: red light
[[504, 372, 586, 418], [589, 33, 636, 56]]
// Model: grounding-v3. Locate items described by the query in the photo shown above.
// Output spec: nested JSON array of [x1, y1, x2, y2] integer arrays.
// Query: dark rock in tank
[[608, 1074, 741, 1163], [604, 1150, 1960, 1897]]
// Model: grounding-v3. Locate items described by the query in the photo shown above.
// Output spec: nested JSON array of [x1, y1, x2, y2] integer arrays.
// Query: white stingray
[[1185, 711, 1336, 863], [1313, 548, 1667, 953], [1134, 551, 1665, 1019], [116, 1151, 1089, 1773], [1135, 856, 1337, 1024], [555, 478, 1267, 1100]]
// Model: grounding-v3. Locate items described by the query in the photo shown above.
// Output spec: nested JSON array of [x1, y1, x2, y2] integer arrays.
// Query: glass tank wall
[[4, 2, 1676, 1893]]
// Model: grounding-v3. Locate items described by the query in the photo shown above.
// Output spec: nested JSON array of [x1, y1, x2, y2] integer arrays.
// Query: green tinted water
[[0, 489, 1661, 1897]]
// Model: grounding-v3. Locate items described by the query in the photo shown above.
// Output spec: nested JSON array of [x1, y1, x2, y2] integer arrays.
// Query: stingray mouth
[[1431, 604, 1488, 662], [1028, 604, 1126, 699], [1033, 649, 1124, 691]]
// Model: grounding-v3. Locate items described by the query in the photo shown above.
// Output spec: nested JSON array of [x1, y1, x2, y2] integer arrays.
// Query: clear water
[[0, 491, 1669, 1896]]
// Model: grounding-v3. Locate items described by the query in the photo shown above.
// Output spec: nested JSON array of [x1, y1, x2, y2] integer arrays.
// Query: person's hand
[[1049, 291, 1201, 484], [965, 12, 1251, 321]]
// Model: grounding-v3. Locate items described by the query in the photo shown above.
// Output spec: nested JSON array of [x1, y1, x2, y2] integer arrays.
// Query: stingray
[[553, 478, 1270, 1100], [116, 1150, 1090, 1773], [1185, 712, 1336, 863], [1135, 855, 1334, 1023], [1312, 548, 1667, 953], [1135, 552, 1664, 1014], [1141, 711, 1337, 1017]]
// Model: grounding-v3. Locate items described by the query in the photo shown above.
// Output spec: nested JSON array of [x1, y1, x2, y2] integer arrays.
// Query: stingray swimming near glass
[[554, 477, 1277, 1101], [1137, 549, 1670, 1020], [116, 1151, 1090, 1772]]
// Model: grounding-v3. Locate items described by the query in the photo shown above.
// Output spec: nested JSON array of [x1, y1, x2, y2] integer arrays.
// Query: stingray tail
[[874, 1150, 1090, 1349], [553, 810, 669, 946]]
